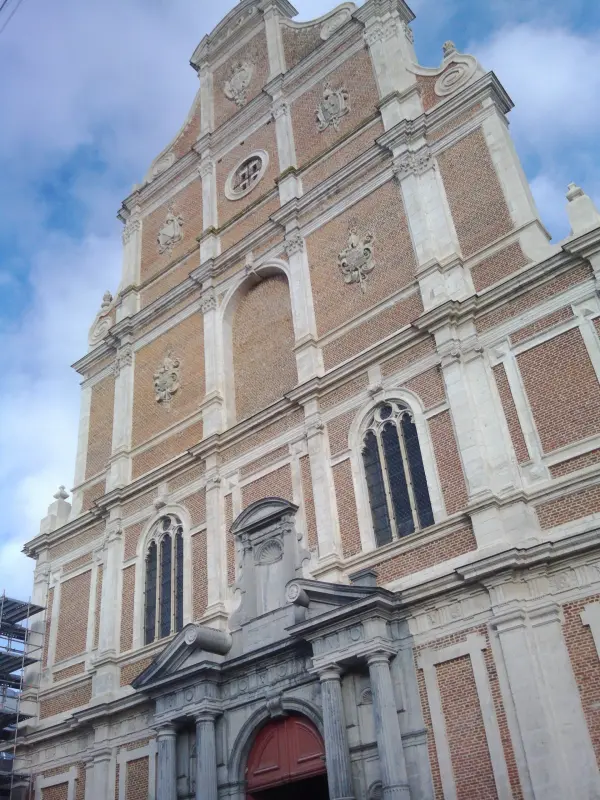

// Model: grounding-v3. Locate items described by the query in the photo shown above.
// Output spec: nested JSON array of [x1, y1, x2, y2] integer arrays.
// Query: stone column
[[367, 653, 410, 800], [319, 667, 355, 800], [86, 749, 111, 800], [195, 712, 218, 800], [203, 469, 227, 627], [157, 724, 178, 800]]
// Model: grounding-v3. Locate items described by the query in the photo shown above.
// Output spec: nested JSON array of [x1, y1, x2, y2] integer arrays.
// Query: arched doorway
[[246, 714, 329, 800]]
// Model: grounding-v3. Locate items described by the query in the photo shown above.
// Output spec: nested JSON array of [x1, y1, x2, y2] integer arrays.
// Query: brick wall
[[320, 373, 368, 411], [212, 29, 270, 130], [381, 337, 437, 378], [550, 448, 600, 478], [120, 656, 154, 687], [132, 419, 203, 479], [220, 194, 280, 253], [471, 241, 529, 292], [81, 479, 105, 512], [140, 179, 203, 283], [49, 523, 104, 560], [172, 94, 201, 159], [374, 524, 476, 584], [510, 306, 573, 345], [292, 48, 379, 169], [192, 530, 208, 620], [332, 460, 361, 557], [132, 313, 204, 449], [429, 411, 469, 515], [493, 364, 529, 463], [517, 328, 600, 453], [42, 784, 68, 800], [85, 376, 115, 479], [43, 587, 54, 667], [536, 484, 600, 529], [55, 571, 91, 662], [94, 565, 102, 649], [182, 488, 206, 527], [300, 455, 318, 552], [120, 565, 136, 652], [53, 663, 85, 682], [232, 275, 297, 421], [140, 252, 197, 308], [438, 127, 513, 258], [222, 409, 304, 462], [241, 464, 293, 508], [126, 756, 149, 800], [281, 22, 321, 70], [225, 493, 235, 587], [405, 367, 446, 410], [306, 182, 418, 338], [124, 522, 145, 561], [39, 680, 92, 719], [563, 595, 600, 767]]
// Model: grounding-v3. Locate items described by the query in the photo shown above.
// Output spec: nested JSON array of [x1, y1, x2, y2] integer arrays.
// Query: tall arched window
[[144, 515, 184, 645], [362, 402, 434, 547]]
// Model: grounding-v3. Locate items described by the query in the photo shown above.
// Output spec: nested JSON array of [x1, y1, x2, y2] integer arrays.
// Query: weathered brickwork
[[405, 367, 446, 410], [140, 179, 202, 283], [53, 663, 85, 682], [536, 484, 600, 529], [242, 464, 293, 508], [216, 122, 279, 230], [132, 312, 204, 449], [563, 595, 600, 768], [43, 587, 54, 667], [168, 464, 203, 493], [300, 455, 318, 552], [493, 364, 529, 463], [332, 460, 362, 557], [415, 74, 439, 112], [438, 127, 513, 258], [126, 756, 149, 800], [132, 419, 204, 480], [55, 571, 91, 662], [49, 523, 104, 560], [517, 328, 600, 453], [292, 48, 379, 169], [380, 336, 437, 378], [323, 293, 424, 369], [39, 680, 93, 719], [327, 410, 354, 456], [219, 194, 280, 253], [232, 275, 297, 421], [94, 564, 102, 649], [550, 448, 600, 478], [437, 655, 498, 798], [320, 373, 368, 411], [41, 783, 68, 800], [171, 94, 201, 159], [120, 565, 136, 652], [510, 305, 573, 345], [374, 524, 476, 584], [471, 241, 529, 292], [281, 22, 321, 70], [212, 29, 269, 130], [85, 375, 115, 480], [81, 479, 104, 512], [182, 488, 206, 526], [427, 103, 483, 143], [221, 409, 304, 463], [301, 118, 384, 193], [140, 252, 196, 308], [63, 552, 93, 574], [240, 446, 289, 479], [306, 182, 417, 337], [429, 411, 469, 515], [124, 522, 145, 562], [120, 656, 154, 687], [477, 263, 592, 332], [192, 530, 208, 620]]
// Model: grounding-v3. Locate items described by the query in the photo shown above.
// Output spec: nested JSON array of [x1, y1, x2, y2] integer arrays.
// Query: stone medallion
[[316, 82, 350, 132], [338, 228, 375, 292], [154, 350, 181, 405], [224, 60, 254, 108], [157, 208, 183, 255]]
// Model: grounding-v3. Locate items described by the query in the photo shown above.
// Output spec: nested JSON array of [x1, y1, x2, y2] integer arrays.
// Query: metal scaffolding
[[0, 594, 44, 799]]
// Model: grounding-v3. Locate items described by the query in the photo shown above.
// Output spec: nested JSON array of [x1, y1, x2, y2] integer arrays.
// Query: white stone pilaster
[[92, 521, 122, 696], [199, 63, 214, 135], [581, 601, 600, 659], [199, 158, 220, 263], [70, 384, 93, 518], [203, 469, 228, 628], [273, 99, 302, 204], [119, 210, 142, 294], [573, 297, 600, 385], [263, 2, 286, 80], [284, 230, 323, 382], [108, 341, 134, 491], [201, 289, 225, 436]]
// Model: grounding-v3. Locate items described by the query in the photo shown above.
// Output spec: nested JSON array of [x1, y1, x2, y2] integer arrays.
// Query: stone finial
[[53, 485, 69, 501], [100, 291, 113, 311], [566, 182, 600, 236], [443, 40, 457, 58]]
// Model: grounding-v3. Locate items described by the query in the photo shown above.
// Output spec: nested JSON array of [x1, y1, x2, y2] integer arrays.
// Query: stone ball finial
[[566, 182, 584, 201], [443, 40, 457, 58], [53, 485, 69, 501], [101, 290, 113, 311]]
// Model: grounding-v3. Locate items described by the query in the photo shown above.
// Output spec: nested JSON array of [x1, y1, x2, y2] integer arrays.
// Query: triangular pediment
[[132, 624, 232, 691]]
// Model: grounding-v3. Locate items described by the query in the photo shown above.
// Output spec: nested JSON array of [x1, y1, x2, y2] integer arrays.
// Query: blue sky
[[0, 0, 598, 598]]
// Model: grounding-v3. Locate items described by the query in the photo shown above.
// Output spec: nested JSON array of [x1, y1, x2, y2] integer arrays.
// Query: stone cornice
[[119, 149, 199, 220], [352, 0, 415, 26]]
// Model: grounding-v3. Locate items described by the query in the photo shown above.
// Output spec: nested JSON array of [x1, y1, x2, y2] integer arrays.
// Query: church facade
[[17, 0, 600, 798]]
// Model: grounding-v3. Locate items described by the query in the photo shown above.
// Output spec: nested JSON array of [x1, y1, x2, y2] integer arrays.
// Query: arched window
[[144, 515, 184, 645], [362, 402, 434, 546]]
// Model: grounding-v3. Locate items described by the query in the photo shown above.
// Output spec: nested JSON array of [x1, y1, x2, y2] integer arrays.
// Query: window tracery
[[144, 515, 184, 645], [362, 402, 434, 546]]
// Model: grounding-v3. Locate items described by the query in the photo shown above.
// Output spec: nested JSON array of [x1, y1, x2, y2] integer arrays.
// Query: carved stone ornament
[[201, 290, 217, 314], [224, 60, 254, 108], [153, 350, 181, 405], [316, 82, 350, 132], [443, 40, 457, 58], [320, 7, 352, 40], [284, 232, 304, 257], [157, 208, 183, 255], [122, 218, 141, 245], [113, 344, 133, 377], [434, 53, 477, 97], [403, 21, 414, 44], [338, 228, 375, 292], [394, 147, 433, 181], [88, 290, 114, 347]]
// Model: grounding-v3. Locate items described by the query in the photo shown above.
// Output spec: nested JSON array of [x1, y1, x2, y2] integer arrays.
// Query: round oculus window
[[225, 150, 269, 200]]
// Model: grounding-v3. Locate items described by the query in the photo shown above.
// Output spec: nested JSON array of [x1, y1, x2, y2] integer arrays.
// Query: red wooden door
[[246, 715, 326, 793]]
